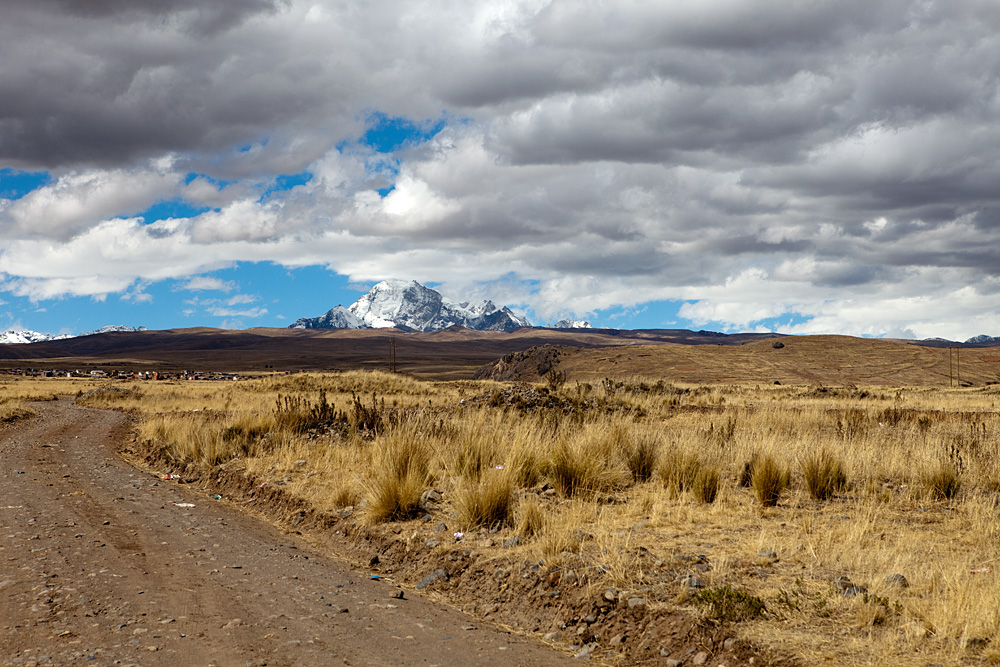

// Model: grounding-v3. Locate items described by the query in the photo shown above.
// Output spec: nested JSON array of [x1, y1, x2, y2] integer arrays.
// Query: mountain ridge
[[290, 279, 531, 333], [0, 325, 147, 345]]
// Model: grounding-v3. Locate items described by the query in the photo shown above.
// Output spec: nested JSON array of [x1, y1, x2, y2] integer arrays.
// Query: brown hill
[[0, 327, 995, 386], [477, 335, 1000, 387], [0, 327, 777, 380]]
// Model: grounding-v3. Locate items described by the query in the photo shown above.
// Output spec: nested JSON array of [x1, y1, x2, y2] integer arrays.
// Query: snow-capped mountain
[[0, 330, 67, 344], [0, 326, 146, 344], [290, 279, 531, 333], [291, 306, 363, 330], [966, 334, 1000, 344], [551, 319, 593, 329]]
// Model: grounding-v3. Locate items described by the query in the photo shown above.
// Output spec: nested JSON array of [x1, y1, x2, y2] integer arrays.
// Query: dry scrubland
[[10, 373, 1000, 665]]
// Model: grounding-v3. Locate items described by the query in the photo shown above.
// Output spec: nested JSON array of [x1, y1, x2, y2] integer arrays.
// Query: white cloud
[[183, 276, 236, 292]]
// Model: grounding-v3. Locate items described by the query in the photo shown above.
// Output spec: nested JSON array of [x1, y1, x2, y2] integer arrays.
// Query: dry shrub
[[837, 408, 870, 440], [922, 461, 961, 500], [751, 455, 790, 507], [802, 448, 848, 500], [364, 432, 429, 523], [692, 586, 767, 622], [692, 465, 721, 503], [456, 469, 516, 530]]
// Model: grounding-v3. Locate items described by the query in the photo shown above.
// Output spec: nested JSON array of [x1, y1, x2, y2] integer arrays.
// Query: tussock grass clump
[[751, 455, 790, 507], [364, 432, 430, 523], [139, 411, 283, 467], [624, 432, 659, 482], [548, 425, 630, 497], [922, 461, 962, 500], [659, 447, 702, 497], [331, 483, 361, 509], [456, 469, 516, 530], [691, 465, 721, 503], [802, 448, 848, 500], [549, 437, 592, 497], [454, 428, 500, 480], [516, 497, 546, 538]]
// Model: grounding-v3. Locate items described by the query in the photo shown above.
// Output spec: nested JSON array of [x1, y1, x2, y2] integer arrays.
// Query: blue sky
[[0, 1, 998, 341]]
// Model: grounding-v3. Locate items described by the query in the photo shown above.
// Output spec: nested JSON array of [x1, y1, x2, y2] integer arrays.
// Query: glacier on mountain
[[290, 279, 531, 333]]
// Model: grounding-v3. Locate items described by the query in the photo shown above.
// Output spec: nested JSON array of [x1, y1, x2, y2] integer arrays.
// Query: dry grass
[[455, 467, 516, 530], [16, 369, 1000, 666], [802, 448, 848, 501]]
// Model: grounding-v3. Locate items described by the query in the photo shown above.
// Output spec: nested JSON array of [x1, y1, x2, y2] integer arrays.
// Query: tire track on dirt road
[[0, 399, 576, 666]]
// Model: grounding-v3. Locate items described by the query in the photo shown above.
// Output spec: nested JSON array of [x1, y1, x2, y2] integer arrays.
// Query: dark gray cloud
[[1, 0, 999, 338]]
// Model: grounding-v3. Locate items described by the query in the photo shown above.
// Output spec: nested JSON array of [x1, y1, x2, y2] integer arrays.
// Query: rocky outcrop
[[473, 344, 564, 382]]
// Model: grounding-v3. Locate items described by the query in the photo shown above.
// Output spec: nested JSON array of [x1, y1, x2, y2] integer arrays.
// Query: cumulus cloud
[[0, 0, 999, 337]]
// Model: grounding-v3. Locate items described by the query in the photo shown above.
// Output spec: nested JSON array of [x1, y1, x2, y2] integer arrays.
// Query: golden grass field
[[8, 337, 1000, 666]]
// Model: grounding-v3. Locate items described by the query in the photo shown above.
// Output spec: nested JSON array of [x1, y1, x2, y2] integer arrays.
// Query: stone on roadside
[[416, 569, 449, 590]]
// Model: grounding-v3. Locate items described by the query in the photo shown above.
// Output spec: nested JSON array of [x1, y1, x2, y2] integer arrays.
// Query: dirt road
[[0, 399, 576, 667]]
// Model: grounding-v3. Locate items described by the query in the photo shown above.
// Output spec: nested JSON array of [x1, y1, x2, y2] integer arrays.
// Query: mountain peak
[[290, 280, 530, 332]]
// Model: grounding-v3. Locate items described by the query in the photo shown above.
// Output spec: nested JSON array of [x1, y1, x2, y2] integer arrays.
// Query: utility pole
[[389, 338, 397, 373], [948, 346, 961, 387]]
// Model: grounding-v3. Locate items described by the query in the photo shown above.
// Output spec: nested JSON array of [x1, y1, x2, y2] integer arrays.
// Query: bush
[[802, 449, 848, 500], [751, 455, 789, 507]]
